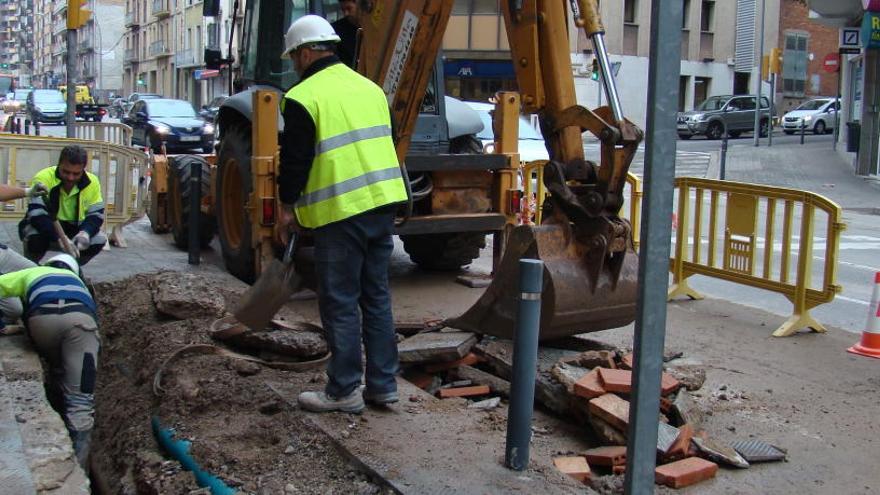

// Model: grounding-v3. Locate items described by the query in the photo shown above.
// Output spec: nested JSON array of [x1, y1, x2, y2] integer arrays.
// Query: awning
[[194, 69, 220, 80], [806, 0, 863, 22]]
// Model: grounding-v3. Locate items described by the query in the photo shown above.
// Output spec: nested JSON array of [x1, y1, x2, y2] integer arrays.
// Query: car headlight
[[690, 114, 705, 122], [203, 123, 215, 134], [802, 115, 812, 123], [154, 124, 171, 135]]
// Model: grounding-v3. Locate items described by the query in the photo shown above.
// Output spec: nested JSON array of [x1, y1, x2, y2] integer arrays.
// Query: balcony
[[53, 1, 67, 14], [175, 48, 200, 68], [123, 47, 136, 65], [151, 0, 170, 18], [149, 40, 171, 58], [53, 19, 66, 35], [699, 31, 714, 61], [78, 37, 93, 52], [125, 12, 137, 27]]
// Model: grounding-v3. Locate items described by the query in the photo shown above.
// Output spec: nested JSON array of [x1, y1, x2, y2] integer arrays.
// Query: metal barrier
[[667, 177, 845, 337], [0, 134, 148, 247], [521, 159, 643, 248], [74, 122, 133, 147]]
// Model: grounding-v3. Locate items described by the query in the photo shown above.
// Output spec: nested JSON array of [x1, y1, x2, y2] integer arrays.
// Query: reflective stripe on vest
[[285, 63, 407, 228]]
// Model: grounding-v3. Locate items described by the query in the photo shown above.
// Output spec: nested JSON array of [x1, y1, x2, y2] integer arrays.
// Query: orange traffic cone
[[848, 272, 880, 359]]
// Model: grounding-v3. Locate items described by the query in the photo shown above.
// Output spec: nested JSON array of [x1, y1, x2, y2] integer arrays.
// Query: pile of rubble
[[395, 327, 786, 491]]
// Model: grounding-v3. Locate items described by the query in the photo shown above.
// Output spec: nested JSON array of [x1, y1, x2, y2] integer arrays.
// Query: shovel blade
[[232, 259, 300, 331], [448, 223, 638, 341]]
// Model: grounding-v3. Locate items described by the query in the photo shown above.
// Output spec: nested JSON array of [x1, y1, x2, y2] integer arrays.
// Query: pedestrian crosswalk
[[583, 143, 712, 178]]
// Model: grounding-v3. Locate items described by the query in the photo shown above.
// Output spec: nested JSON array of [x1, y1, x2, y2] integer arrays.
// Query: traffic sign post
[[823, 53, 840, 73]]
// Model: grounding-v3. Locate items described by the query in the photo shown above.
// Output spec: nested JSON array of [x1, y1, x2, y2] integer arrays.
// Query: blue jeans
[[313, 209, 398, 398]]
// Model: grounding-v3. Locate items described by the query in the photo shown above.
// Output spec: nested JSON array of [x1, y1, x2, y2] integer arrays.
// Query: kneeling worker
[[19, 144, 107, 265], [0, 183, 48, 329], [0, 254, 99, 467]]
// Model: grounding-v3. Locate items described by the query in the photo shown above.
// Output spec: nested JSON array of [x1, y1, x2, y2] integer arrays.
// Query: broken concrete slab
[[455, 274, 492, 288], [558, 350, 616, 370], [671, 389, 703, 428], [551, 362, 591, 394], [398, 331, 477, 364], [692, 437, 750, 469], [583, 446, 626, 467], [450, 365, 510, 397], [587, 414, 627, 446], [467, 397, 501, 410], [226, 326, 328, 359], [657, 422, 680, 455], [588, 394, 630, 432], [730, 440, 787, 463], [665, 363, 706, 391], [150, 272, 225, 319], [655, 457, 718, 488], [424, 353, 482, 373]]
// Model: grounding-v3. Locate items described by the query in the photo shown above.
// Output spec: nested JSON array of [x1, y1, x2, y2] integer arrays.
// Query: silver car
[[781, 98, 839, 135]]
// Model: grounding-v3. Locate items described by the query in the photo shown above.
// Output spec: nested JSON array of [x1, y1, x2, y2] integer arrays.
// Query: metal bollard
[[23, 118, 30, 135], [719, 130, 728, 180], [505, 258, 544, 471], [188, 160, 202, 265], [34, 121, 40, 136], [800, 120, 806, 145]]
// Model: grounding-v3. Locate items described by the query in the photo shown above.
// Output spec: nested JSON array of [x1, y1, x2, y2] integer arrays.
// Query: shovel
[[232, 232, 301, 331]]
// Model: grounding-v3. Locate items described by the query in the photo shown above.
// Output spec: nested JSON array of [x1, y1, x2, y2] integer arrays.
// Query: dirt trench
[[90, 271, 390, 495]]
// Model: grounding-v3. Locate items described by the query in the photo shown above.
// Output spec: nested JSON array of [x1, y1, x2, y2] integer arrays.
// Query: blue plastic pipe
[[505, 259, 544, 471], [151, 416, 237, 495]]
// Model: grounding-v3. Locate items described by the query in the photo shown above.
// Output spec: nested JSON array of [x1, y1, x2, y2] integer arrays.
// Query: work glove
[[25, 182, 49, 198], [65, 238, 80, 259], [73, 231, 90, 252]]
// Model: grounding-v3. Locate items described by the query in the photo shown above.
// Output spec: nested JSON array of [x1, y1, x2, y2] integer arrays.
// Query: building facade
[[0, 0, 32, 89]]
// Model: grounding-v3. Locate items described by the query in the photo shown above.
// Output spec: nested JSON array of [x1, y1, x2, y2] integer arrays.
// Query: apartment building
[[122, 0, 236, 107], [0, 0, 29, 87]]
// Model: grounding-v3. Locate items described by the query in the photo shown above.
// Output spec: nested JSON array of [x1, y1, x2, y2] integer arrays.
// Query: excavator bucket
[[448, 222, 639, 342]]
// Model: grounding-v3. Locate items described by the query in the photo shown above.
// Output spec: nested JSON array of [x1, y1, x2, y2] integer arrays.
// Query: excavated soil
[[91, 272, 390, 494]]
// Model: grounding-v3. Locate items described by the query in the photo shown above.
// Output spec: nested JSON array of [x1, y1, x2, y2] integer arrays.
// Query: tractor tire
[[216, 122, 257, 283], [168, 155, 215, 249], [401, 231, 487, 271]]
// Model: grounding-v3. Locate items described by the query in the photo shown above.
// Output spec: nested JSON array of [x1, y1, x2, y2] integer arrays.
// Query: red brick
[[438, 385, 490, 398], [619, 353, 634, 370], [655, 457, 718, 488], [598, 368, 633, 394], [661, 373, 681, 395], [659, 397, 673, 414], [424, 353, 482, 373], [612, 465, 626, 475], [573, 368, 606, 399], [588, 393, 630, 431], [403, 371, 435, 390], [583, 446, 626, 467], [663, 423, 694, 461], [553, 456, 591, 483]]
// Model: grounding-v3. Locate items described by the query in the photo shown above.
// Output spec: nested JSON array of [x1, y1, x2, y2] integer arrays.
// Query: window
[[624, 0, 637, 24], [473, 0, 497, 14], [682, 0, 690, 29], [452, 0, 470, 15], [700, 0, 713, 32], [783, 32, 808, 96]]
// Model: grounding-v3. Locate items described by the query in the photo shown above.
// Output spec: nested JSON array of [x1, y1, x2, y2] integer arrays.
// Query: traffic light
[[761, 54, 770, 81], [0, 63, 8, 69], [67, 0, 91, 30], [769, 47, 782, 75], [591, 58, 599, 81]]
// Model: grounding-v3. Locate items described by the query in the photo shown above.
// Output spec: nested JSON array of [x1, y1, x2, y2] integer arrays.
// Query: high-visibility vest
[[0, 266, 96, 318], [28, 166, 104, 226], [283, 63, 406, 228]]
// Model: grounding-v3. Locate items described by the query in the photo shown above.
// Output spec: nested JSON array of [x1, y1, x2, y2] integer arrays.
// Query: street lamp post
[[753, 0, 766, 147]]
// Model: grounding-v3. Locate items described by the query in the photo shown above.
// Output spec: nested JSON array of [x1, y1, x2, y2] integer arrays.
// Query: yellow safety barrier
[[0, 134, 148, 247], [667, 177, 845, 337], [520, 159, 643, 248], [74, 122, 133, 147]]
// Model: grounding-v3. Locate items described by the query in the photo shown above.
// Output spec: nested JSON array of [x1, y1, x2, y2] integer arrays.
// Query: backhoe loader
[[150, 0, 642, 341]]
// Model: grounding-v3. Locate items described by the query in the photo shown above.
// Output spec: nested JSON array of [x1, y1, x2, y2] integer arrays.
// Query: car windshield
[[695, 96, 728, 111], [795, 100, 830, 111], [148, 100, 196, 118], [475, 110, 543, 141], [14, 90, 30, 101], [34, 91, 64, 103]]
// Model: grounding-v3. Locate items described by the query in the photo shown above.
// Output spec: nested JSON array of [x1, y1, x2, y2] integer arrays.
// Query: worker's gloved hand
[[73, 231, 90, 252], [25, 183, 49, 198], [65, 238, 80, 259]]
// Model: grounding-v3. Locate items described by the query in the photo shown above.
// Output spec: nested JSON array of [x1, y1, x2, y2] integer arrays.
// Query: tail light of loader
[[261, 198, 275, 226]]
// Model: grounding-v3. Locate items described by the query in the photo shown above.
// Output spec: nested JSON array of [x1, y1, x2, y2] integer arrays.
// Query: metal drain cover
[[731, 440, 787, 462]]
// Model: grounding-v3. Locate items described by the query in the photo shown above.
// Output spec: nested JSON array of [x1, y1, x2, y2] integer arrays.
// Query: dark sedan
[[125, 98, 215, 154]]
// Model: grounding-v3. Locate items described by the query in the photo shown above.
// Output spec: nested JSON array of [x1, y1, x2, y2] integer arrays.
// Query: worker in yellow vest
[[18, 145, 107, 265], [278, 15, 408, 413]]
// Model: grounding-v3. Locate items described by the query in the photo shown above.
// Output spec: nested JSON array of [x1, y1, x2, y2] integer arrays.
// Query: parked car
[[463, 100, 549, 162], [2, 88, 32, 114], [124, 98, 215, 154], [122, 92, 162, 117], [27, 89, 68, 124], [781, 98, 838, 135], [677, 95, 772, 140], [199, 95, 227, 123]]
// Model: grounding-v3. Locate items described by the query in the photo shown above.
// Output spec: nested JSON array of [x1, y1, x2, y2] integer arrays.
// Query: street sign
[[840, 27, 862, 50], [862, 13, 880, 49], [823, 53, 839, 73]]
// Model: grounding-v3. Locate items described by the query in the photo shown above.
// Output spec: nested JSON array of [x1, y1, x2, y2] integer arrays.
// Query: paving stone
[[550, 362, 591, 394], [454, 274, 492, 288], [692, 436, 750, 469], [655, 457, 718, 488], [150, 272, 226, 319], [553, 456, 591, 483], [583, 446, 626, 467], [730, 439, 787, 463], [588, 394, 630, 432], [671, 389, 703, 428], [665, 363, 706, 391], [424, 352, 482, 372], [398, 332, 477, 364], [657, 422, 680, 455]]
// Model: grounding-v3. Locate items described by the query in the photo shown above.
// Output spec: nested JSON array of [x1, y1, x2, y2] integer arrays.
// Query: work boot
[[363, 389, 399, 405], [297, 389, 364, 413]]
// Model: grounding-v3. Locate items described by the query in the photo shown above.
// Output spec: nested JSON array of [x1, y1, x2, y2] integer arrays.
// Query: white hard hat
[[43, 253, 79, 274], [281, 15, 341, 59]]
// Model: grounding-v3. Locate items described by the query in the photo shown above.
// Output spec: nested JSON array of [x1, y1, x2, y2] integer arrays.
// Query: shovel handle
[[283, 232, 297, 263]]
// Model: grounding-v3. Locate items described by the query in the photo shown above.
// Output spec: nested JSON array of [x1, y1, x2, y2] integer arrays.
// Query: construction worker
[[278, 15, 408, 413], [331, 0, 359, 68], [18, 144, 107, 265], [0, 254, 99, 468], [0, 183, 48, 330]]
